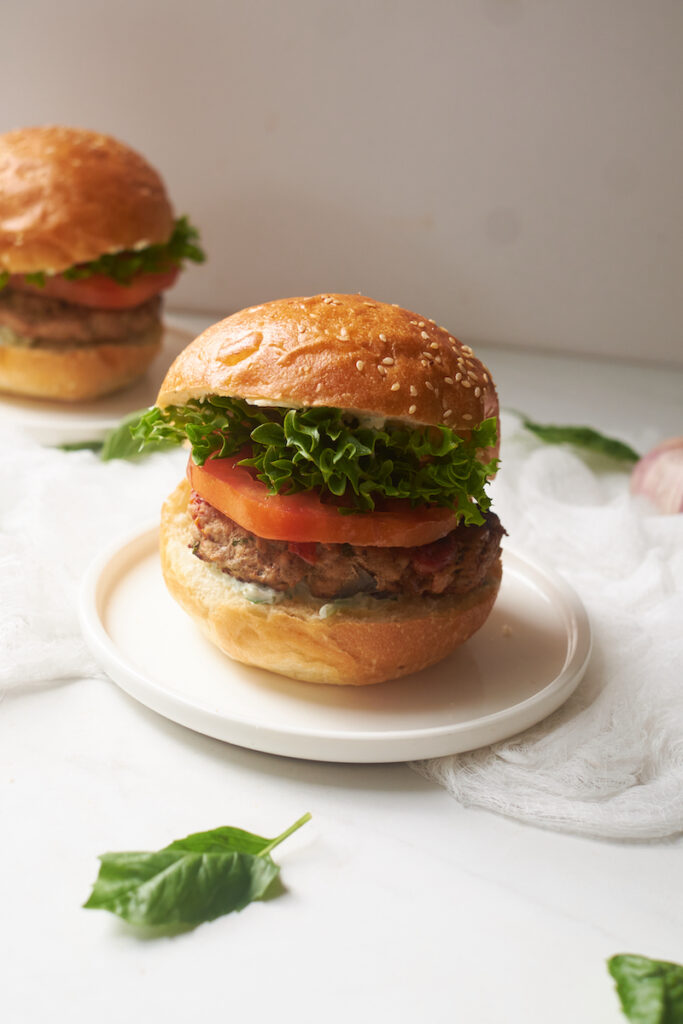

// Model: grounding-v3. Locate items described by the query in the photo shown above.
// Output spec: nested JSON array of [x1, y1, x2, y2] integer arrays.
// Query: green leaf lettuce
[[0, 216, 204, 290], [120, 397, 498, 523]]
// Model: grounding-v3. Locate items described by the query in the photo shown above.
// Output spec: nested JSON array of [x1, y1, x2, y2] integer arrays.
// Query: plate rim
[[78, 523, 592, 762]]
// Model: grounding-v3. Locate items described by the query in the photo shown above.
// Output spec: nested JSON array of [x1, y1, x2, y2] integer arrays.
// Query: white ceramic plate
[[0, 320, 194, 445], [79, 528, 591, 763]]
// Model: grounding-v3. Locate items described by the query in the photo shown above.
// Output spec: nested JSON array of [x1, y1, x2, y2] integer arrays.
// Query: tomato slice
[[10, 268, 179, 309], [188, 454, 459, 547]]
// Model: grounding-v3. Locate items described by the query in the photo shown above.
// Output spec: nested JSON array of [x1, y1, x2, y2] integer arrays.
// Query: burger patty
[[188, 490, 504, 600], [0, 286, 161, 347]]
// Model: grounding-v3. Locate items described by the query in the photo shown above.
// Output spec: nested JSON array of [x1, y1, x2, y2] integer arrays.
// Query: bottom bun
[[160, 480, 503, 686], [0, 327, 162, 401]]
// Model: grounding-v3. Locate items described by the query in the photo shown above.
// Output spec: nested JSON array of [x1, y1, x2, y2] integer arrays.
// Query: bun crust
[[0, 328, 162, 401], [0, 125, 174, 275], [157, 293, 498, 435], [160, 480, 502, 686]]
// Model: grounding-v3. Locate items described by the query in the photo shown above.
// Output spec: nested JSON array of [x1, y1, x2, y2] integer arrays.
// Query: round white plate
[[79, 528, 591, 763], [0, 320, 194, 445]]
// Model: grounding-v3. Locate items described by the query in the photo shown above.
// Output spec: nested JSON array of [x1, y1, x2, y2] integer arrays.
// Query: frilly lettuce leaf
[[0, 217, 204, 290], [127, 397, 498, 523]]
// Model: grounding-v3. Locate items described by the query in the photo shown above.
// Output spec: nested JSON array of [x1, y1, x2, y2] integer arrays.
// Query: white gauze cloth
[[2, 422, 682, 840], [414, 418, 683, 840], [0, 429, 186, 690]]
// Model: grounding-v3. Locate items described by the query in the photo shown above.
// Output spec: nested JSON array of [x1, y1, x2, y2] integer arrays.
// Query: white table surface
[[2, 313, 682, 1024]]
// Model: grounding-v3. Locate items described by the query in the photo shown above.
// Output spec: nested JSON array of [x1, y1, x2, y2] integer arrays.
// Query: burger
[[139, 293, 503, 686], [0, 125, 204, 401]]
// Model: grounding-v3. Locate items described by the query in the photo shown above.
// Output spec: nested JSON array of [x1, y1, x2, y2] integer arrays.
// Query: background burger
[[0, 124, 204, 401], [137, 293, 503, 686]]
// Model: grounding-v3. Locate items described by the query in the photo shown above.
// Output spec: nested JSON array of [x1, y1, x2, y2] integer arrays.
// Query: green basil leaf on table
[[518, 414, 640, 463], [100, 407, 182, 461], [58, 440, 104, 453], [608, 954, 683, 1023], [84, 812, 311, 928]]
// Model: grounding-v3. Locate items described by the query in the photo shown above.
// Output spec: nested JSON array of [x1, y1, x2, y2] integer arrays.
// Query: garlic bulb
[[630, 438, 683, 513]]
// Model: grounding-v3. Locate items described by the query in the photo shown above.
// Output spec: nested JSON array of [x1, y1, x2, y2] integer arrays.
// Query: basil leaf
[[58, 440, 104, 453], [99, 407, 182, 461], [57, 408, 181, 460], [84, 813, 310, 929], [519, 414, 640, 463], [608, 954, 683, 1023]]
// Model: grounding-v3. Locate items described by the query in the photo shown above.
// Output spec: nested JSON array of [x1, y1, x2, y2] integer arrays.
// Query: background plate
[[79, 527, 591, 763], [0, 320, 194, 445]]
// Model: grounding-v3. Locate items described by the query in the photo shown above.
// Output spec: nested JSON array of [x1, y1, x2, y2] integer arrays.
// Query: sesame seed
[[462, 380, 472, 388], [421, 331, 430, 340], [377, 365, 387, 375], [356, 360, 365, 371], [409, 385, 417, 396], [483, 373, 489, 383], [428, 318, 436, 324], [418, 322, 425, 327], [474, 387, 481, 397], [408, 404, 417, 415], [339, 327, 348, 339], [429, 341, 439, 350], [410, 320, 418, 325], [434, 356, 442, 364], [443, 408, 452, 417], [425, 381, 435, 391], [455, 373, 462, 382], [316, 383, 322, 391], [382, 357, 394, 365], [444, 376, 453, 384], [379, 333, 387, 342], [391, 303, 399, 307], [391, 382, 400, 391], [420, 359, 428, 367], [463, 413, 473, 421], [448, 337, 456, 344], [462, 345, 473, 355]]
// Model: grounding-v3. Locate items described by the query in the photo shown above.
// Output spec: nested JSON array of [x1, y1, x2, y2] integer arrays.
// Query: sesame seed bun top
[[157, 293, 499, 436], [0, 125, 174, 275]]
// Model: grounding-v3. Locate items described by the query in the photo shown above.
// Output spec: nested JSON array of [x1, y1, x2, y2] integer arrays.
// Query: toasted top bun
[[0, 125, 174, 275], [157, 293, 498, 434]]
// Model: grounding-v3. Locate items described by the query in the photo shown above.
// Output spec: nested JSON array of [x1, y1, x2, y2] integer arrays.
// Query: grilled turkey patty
[[0, 286, 161, 346], [188, 490, 504, 600]]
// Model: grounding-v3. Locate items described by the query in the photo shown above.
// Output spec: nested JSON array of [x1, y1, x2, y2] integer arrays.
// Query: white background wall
[[3, 1, 682, 365]]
